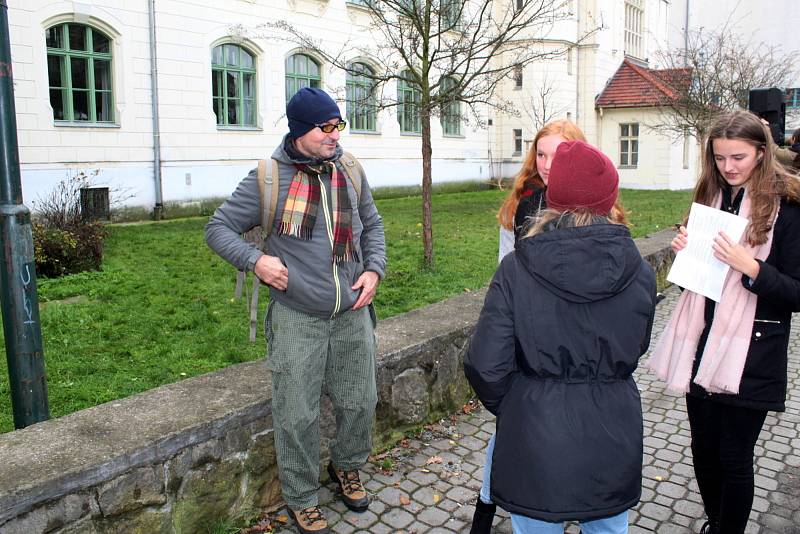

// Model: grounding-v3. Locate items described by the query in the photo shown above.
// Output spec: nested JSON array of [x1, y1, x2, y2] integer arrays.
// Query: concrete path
[[272, 286, 800, 533]]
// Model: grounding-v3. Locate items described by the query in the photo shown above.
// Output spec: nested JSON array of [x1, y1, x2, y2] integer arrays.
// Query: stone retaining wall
[[0, 230, 674, 534]]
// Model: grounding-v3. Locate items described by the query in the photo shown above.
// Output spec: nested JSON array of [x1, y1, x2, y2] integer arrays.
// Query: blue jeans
[[480, 433, 629, 534]]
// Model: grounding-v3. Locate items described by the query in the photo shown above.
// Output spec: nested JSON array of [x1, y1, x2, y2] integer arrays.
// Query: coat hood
[[515, 223, 641, 303]]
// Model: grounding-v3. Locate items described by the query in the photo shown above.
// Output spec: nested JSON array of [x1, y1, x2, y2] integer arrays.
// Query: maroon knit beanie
[[545, 140, 619, 215]]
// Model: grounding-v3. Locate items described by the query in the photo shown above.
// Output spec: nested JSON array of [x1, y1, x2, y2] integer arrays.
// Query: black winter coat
[[513, 186, 546, 242], [689, 197, 800, 411], [464, 223, 657, 522]]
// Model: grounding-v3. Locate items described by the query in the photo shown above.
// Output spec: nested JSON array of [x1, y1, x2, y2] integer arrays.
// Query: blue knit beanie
[[286, 87, 342, 139]]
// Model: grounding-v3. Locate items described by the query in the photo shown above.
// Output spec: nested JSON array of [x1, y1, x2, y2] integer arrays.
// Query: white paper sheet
[[666, 202, 749, 302]]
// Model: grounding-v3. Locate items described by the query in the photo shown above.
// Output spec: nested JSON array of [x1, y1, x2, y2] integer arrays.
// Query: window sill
[[618, 165, 638, 169], [443, 133, 465, 139], [54, 121, 120, 129], [512, 152, 522, 157], [217, 126, 262, 132], [349, 129, 381, 135], [400, 132, 423, 137]]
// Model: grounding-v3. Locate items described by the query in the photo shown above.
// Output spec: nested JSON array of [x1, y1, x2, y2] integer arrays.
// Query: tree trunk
[[421, 108, 434, 268]]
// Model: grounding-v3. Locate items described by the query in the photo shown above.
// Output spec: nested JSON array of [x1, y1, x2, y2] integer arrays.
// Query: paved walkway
[[271, 286, 800, 533]]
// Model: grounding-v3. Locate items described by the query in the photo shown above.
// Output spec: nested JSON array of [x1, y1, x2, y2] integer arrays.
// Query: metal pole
[[148, 0, 164, 220], [0, 0, 50, 428]]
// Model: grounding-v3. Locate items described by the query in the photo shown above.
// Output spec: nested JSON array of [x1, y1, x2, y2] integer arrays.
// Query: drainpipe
[[148, 0, 164, 220], [0, 0, 50, 428], [597, 106, 604, 151], [683, 0, 690, 66]]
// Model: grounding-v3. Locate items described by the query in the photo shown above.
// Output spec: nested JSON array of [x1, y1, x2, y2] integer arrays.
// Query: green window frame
[[440, 77, 461, 136], [440, 0, 460, 29], [398, 70, 421, 133], [285, 54, 321, 103], [46, 23, 114, 123], [212, 43, 257, 127], [346, 63, 377, 132]]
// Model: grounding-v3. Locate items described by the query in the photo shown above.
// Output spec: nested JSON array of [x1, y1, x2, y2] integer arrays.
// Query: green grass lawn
[[0, 188, 692, 433]]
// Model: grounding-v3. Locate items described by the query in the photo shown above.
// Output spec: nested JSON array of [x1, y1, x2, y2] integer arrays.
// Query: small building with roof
[[595, 59, 699, 190]]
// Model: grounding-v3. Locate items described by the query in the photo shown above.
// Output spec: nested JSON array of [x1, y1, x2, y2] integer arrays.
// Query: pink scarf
[[647, 191, 778, 394]]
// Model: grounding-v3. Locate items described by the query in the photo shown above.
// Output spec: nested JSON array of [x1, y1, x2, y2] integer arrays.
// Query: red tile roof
[[595, 59, 691, 109]]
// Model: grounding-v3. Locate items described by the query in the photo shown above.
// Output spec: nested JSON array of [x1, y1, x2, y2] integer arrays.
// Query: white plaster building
[[8, 0, 493, 212], [7, 0, 741, 213]]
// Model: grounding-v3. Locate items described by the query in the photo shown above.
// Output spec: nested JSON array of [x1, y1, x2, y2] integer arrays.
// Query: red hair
[[498, 120, 587, 230]]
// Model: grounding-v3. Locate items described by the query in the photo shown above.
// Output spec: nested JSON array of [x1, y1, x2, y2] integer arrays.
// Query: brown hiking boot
[[327, 462, 370, 512], [289, 506, 329, 534]]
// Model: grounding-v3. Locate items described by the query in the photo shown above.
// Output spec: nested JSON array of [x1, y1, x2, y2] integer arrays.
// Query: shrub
[[32, 174, 109, 278]]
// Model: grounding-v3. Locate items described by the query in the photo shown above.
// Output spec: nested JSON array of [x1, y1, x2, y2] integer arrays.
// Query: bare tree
[[653, 23, 796, 141], [518, 72, 573, 131], [243, 0, 590, 267]]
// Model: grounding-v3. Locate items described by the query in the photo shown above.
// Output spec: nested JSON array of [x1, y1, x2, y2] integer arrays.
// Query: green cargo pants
[[265, 300, 378, 509]]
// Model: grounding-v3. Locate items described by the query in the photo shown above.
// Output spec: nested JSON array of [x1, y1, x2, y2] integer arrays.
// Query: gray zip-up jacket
[[205, 137, 386, 318]]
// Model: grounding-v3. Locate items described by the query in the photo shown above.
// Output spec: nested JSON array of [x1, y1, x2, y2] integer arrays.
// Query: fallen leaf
[[400, 494, 411, 505], [449, 440, 457, 445], [426, 455, 444, 465], [433, 494, 441, 504], [276, 514, 289, 524], [655, 475, 663, 481]]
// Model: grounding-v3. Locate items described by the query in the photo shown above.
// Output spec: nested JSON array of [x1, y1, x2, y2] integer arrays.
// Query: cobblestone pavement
[[272, 286, 800, 533]]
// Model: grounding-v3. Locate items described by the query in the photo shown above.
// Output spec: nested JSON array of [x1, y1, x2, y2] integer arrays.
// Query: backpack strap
[[247, 158, 280, 342], [256, 158, 281, 249], [339, 151, 364, 201]]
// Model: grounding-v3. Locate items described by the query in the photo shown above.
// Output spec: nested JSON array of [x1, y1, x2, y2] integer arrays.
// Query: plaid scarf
[[277, 162, 358, 263]]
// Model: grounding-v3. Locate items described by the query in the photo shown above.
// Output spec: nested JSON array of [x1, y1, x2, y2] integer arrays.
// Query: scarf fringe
[[276, 221, 313, 241]]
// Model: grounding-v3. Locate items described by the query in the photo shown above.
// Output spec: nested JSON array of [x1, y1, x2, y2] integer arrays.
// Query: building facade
[[9, 0, 493, 211], [8, 0, 710, 212], [492, 0, 696, 188]]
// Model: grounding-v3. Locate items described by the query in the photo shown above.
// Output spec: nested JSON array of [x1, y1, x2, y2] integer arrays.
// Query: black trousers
[[686, 395, 768, 534]]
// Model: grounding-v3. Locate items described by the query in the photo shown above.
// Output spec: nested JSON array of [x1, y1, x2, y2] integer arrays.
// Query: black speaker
[[748, 88, 786, 145]]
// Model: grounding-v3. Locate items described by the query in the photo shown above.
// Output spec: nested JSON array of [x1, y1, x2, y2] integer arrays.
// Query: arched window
[[440, 77, 461, 136], [346, 63, 377, 132], [212, 43, 256, 127], [397, 70, 421, 133], [285, 54, 321, 102], [46, 23, 113, 123]]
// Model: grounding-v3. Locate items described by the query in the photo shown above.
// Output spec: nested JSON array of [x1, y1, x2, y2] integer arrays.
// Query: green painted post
[[0, 0, 50, 428]]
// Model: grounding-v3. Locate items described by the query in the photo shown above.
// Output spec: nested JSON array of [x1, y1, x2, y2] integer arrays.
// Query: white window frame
[[624, 0, 644, 59], [619, 123, 639, 168], [513, 128, 523, 156]]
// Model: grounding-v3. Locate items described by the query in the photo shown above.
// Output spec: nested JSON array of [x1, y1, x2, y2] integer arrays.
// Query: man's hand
[[254, 255, 288, 291], [352, 271, 380, 310]]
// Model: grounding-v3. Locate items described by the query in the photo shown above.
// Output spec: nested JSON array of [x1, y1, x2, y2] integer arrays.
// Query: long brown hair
[[497, 120, 586, 230], [694, 110, 800, 246]]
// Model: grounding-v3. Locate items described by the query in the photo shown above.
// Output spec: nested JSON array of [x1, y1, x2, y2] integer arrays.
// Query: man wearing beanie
[[205, 87, 385, 533]]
